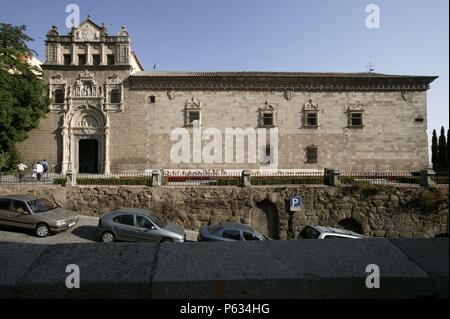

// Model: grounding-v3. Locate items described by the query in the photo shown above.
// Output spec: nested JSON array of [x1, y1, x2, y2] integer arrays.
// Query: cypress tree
[[431, 129, 439, 171], [438, 127, 447, 172]]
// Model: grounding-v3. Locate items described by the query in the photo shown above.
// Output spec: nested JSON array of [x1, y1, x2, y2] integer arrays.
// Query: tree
[[431, 129, 439, 171], [437, 126, 447, 172], [0, 23, 49, 170]]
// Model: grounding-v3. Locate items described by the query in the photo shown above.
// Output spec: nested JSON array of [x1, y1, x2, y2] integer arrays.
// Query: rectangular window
[[189, 111, 200, 124], [78, 54, 86, 66], [63, 54, 71, 66], [265, 144, 271, 157], [306, 113, 318, 126], [262, 113, 274, 126], [92, 54, 101, 66], [306, 146, 318, 164], [350, 113, 363, 127], [107, 54, 115, 66]]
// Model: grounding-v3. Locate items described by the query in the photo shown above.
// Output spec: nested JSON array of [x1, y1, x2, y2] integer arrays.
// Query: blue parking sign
[[290, 196, 302, 211]]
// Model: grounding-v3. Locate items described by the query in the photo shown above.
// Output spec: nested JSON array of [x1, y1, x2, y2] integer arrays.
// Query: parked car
[[297, 225, 366, 239], [97, 208, 186, 243], [0, 195, 79, 237], [198, 222, 271, 242]]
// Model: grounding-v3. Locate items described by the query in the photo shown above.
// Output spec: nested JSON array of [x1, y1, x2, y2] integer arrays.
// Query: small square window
[[350, 113, 363, 127], [262, 113, 274, 126], [305, 113, 318, 126], [189, 111, 200, 124], [147, 96, 156, 104]]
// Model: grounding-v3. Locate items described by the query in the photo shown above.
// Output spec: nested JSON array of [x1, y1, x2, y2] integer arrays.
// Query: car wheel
[[101, 231, 116, 243], [35, 223, 50, 238], [161, 237, 173, 243]]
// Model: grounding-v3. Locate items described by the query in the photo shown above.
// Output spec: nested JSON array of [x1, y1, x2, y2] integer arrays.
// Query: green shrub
[[76, 177, 151, 186]]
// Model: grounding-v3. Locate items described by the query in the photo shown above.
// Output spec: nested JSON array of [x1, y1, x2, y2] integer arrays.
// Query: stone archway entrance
[[251, 199, 280, 239], [61, 105, 110, 174]]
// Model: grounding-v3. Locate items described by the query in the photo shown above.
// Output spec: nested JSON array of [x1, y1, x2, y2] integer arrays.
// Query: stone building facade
[[17, 18, 437, 173]]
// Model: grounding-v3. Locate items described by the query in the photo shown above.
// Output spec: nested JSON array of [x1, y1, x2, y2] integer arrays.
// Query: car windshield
[[27, 198, 58, 214], [151, 216, 166, 228], [298, 226, 320, 239]]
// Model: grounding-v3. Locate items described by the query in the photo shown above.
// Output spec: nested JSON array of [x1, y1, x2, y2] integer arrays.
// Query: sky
[[1, 0, 448, 146]]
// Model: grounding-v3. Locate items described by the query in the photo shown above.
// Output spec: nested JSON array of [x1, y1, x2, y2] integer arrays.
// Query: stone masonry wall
[[0, 185, 447, 239]]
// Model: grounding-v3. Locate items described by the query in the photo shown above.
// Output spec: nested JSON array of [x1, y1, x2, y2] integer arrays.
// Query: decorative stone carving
[[258, 101, 277, 127], [106, 74, 122, 84], [303, 99, 319, 111], [75, 23, 100, 42], [284, 90, 293, 101], [348, 103, 366, 112], [167, 90, 176, 100], [50, 74, 66, 85], [185, 97, 203, 109], [402, 91, 413, 101], [78, 115, 99, 128]]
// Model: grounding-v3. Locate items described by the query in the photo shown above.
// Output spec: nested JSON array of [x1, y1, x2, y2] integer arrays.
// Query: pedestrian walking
[[35, 161, 44, 181], [17, 162, 27, 182]]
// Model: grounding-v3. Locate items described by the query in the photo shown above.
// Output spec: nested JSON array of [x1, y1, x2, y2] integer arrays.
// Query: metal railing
[[339, 171, 421, 186], [163, 170, 241, 186], [434, 172, 449, 185], [0, 172, 65, 185], [250, 170, 324, 185]]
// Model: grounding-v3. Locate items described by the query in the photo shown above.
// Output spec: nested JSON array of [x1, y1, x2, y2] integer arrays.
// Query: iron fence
[[339, 171, 421, 186], [0, 172, 65, 185], [433, 172, 449, 185], [76, 172, 152, 186], [250, 170, 324, 185], [163, 170, 241, 186]]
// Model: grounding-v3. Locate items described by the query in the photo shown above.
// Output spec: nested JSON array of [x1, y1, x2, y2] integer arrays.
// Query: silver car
[[0, 195, 79, 237], [298, 225, 366, 239], [198, 222, 271, 241], [97, 208, 186, 243]]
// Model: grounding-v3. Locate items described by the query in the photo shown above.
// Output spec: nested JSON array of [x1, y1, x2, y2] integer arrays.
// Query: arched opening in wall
[[253, 199, 280, 239], [337, 218, 364, 235]]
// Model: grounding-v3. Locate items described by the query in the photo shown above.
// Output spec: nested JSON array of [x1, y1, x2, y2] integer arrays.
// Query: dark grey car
[[0, 195, 79, 237], [198, 222, 270, 241], [97, 208, 186, 243]]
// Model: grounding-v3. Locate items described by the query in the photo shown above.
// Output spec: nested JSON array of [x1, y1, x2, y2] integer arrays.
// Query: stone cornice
[[128, 73, 437, 91]]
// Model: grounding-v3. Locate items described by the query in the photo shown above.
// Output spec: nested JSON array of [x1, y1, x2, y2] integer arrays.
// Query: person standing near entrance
[[42, 159, 49, 175], [17, 162, 27, 182], [35, 161, 44, 181]]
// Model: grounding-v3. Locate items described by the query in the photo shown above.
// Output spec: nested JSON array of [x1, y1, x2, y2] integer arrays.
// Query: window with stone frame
[[305, 145, 318, 164], [304, 112, 319, 127], [258, 102, 276, 127], [184, 97, 203, 126], [54, 89, 65, 104], [78, 54, 86, 66], [63, 54, 71, 66], [349, 112, 364, 127], [110, 89, 121, 104], [92, 54, 101, 66], [302, 99, 320, 128]]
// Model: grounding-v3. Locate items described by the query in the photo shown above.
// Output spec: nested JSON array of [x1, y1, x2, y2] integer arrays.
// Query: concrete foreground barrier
[[0, 239, 448, 299]]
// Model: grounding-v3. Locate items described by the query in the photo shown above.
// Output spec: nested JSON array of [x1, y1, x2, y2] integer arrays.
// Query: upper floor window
[[78, 54, 86, 66], [110, 89, 121, 104], [54, 89, 65, 104], [188, 111, 200, 125], [147, 95, 156, 104], [302, 99, 319, 128], [350, 112, 363, 127], [258, 101, 276, 127], [347, 104, 365, 128], [305, 145, 318, 164], [63, 54, 71, 66], [92, 54, 101, 66], [107, 54, 115, 66]]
